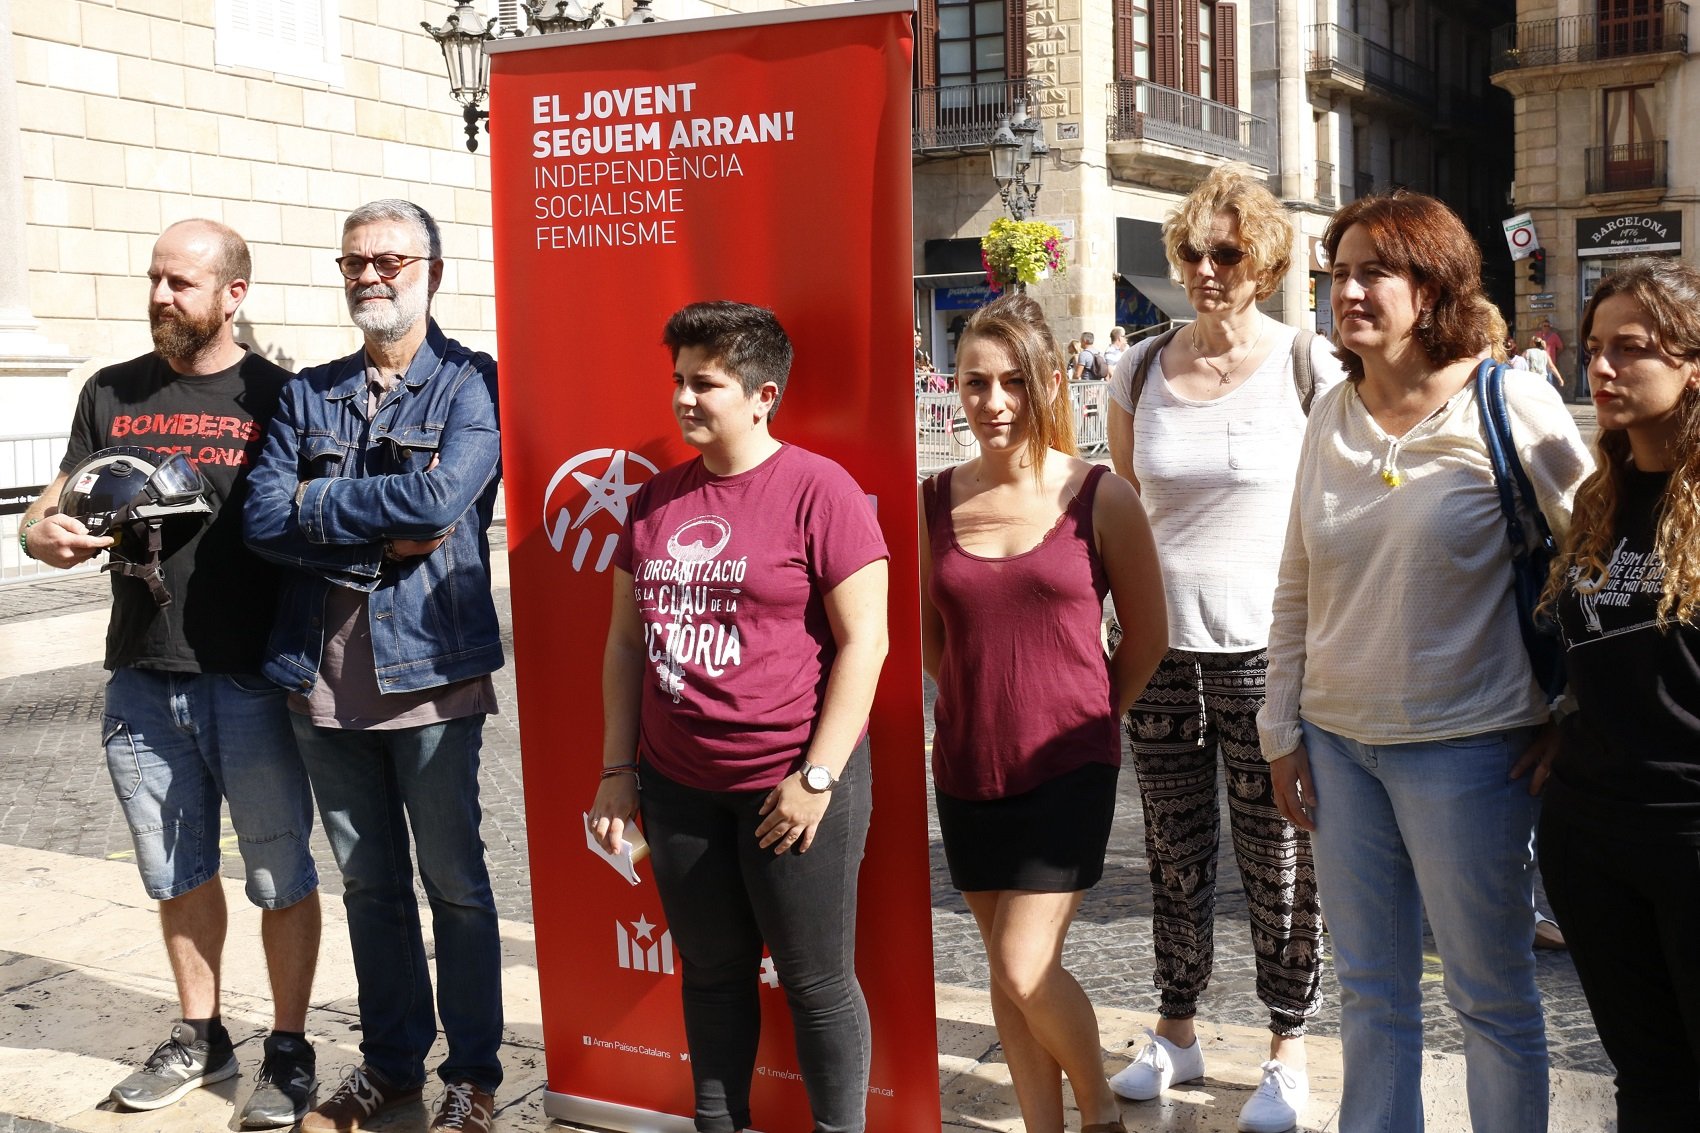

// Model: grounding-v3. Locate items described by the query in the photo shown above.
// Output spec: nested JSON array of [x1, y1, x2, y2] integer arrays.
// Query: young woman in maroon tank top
[[920, 292, 1167, 1133]]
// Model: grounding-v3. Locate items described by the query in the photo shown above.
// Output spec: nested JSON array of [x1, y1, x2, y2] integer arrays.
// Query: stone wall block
[[92, 186, 164, 235], [44, 43, 120, 97], [80, 5, 154, 59], [27, 181, 95, 229], [16, 86, 89, 140], [190, 152, 252, 199]]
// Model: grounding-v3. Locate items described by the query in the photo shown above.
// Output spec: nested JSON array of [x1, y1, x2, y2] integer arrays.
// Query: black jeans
[[641, 749, 872, 1133], [1540, 808, 1700, 1131]]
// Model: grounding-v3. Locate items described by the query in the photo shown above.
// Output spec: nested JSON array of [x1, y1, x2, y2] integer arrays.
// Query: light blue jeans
[[1302, 722, 1548, 1133], [103, 667, 317, 907], [291, 713, 503, 1094]]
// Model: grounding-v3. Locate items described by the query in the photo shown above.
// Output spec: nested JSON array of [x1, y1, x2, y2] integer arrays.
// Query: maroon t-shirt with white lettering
[[613, 443, 888, 792]]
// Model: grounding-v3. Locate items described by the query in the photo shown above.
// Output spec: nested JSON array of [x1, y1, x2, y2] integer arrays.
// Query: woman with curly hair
[[1102, 163, 1343, 1132], [1537, 257, 1700, 1132], [1260, 191, 1591, 1132]]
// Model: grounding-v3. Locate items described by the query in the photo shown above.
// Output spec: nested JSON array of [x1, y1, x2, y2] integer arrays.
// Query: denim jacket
[[243, 320, 504, 696]]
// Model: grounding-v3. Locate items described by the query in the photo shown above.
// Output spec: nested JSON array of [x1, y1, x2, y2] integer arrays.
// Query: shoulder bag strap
[[1478, 360, 1557, 554], [1290, 329, 1318, 415], [1126, 325, 1186, 433]]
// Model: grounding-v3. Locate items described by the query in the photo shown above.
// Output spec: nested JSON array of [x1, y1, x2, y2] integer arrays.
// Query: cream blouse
[[1257, 373, 1593, 759]]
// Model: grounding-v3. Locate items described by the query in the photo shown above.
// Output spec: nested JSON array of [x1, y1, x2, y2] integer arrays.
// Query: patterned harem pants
[[1124, 647, 1324, 1036]]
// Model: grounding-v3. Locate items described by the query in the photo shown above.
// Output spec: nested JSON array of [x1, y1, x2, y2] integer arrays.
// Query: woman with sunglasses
[[1537, 258, 1700, 1131], [1261, 192, 1591, 1132], [921, 291, 1166, 1133], [1102, 164, 1343, 1133]]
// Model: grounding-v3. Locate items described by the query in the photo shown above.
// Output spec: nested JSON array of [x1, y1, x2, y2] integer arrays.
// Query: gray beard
[[348, 281, 429, 344]]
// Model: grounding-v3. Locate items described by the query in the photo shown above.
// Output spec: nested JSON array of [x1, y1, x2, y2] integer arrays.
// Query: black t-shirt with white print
[[1548, 467, 1700, 842], [60, 350, 289, 673]]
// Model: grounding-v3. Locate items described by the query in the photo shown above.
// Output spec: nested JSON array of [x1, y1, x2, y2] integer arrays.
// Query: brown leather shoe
[[431, 1081, 496, 1132], [300, 1065, 422, 1132]]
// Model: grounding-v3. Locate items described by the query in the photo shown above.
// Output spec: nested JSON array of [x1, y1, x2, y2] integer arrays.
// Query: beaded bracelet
[[18, 517, 42, 561]]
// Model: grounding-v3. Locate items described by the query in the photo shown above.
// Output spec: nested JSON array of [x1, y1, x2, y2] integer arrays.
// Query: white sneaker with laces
[[1108, 1028, 1206, 1101], [1237, 1059, 1308, 1133]]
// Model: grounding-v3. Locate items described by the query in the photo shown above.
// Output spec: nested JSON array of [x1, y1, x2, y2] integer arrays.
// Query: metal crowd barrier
[[0, 433, 93, 586], [917, 380, 1110, 477]]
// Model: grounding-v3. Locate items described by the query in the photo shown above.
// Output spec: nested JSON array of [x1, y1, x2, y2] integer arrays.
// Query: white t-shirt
[[1256, 376, 1593, 758], [1109, 324, 1346, 652]]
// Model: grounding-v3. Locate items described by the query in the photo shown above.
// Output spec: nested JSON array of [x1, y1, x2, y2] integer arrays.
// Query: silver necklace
[[1193, 319, 1265, 386]]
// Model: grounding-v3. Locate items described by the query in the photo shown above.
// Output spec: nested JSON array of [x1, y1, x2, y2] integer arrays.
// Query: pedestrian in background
[[1538, 258, 1700, 1132], [1525, 336, 1563, 392], [590, 301, 889, 1133], [245, 199, 506, 1133], [1102, 163, 1343, 1132], [21, 220, 321, 1130], [921, 291, 1167, 1133], [1260, 190, 1591, 1133], [1102, 325, 1128, 373]]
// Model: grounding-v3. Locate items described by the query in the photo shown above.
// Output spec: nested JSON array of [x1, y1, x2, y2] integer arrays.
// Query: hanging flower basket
[[981, 218, 1068, 290]]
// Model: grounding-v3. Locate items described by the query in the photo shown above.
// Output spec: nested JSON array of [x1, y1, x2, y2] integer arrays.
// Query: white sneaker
[[1108, 1028, 1205, 1101], [1237, 1059, 1308, 1133]]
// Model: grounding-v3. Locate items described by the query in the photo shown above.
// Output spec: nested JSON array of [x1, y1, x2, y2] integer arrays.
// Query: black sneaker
[[110, 1020, 239, 1110], [238, 1032, 317, 1129]]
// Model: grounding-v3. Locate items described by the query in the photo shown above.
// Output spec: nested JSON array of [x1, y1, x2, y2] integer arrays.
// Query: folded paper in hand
[[583, 812, 648, 886]]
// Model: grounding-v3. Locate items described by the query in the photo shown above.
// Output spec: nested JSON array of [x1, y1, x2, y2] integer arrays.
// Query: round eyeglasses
[[1177, 244, 1249, 268], [334, 254, 430, 280]]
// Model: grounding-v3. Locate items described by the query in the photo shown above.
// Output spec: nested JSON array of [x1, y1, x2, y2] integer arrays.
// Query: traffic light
[[1527, 248, 1547, 287]]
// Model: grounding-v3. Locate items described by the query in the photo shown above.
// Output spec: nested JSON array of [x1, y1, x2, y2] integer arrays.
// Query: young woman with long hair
[[1537, 257, 1700, 1132], [920, 292, 1167, 1133]]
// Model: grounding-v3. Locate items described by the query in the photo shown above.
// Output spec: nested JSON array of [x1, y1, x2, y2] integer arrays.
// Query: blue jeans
[[641, 754, 872, 1133], [102, 667, 316, 907], [1302, 722, 1547, 1133], [291, 713, 502, 1093]]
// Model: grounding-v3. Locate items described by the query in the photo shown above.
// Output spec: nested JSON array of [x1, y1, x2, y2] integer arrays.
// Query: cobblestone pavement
[[0, 524, 1611, 1079]]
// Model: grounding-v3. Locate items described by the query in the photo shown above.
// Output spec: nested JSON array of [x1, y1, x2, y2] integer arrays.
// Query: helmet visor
[[146, 453, 207, 505]]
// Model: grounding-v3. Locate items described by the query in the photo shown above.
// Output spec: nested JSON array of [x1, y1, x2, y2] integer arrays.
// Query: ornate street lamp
[[422, 1, 497, 153], [424, 0, 663, 153], [524, 0, 610, 34], [989, 98, 1047, 220]]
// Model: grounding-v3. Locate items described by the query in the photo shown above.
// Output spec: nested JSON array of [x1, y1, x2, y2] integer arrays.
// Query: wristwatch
[[799, 760, 837, 793]]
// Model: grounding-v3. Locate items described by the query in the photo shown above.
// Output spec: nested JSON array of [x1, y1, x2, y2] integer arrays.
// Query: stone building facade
[[913, 0, 1517, 370], [1491, 0, 1695, 392]]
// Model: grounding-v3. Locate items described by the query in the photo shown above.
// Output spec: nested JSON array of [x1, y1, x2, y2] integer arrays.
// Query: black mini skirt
[[935, 760, 1119, 893]]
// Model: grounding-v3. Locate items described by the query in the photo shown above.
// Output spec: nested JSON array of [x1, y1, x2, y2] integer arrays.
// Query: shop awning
[[1116, 217, 1192, 320]]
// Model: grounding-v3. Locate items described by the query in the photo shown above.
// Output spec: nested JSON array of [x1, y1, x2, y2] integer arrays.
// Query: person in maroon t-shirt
[[920, 292, 1167, 1133], [590, 301, 889, 1133]]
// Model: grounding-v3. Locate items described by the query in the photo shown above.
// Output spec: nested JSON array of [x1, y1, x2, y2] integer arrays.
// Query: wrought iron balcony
[[1306, 23, 1437, 109], [913, 79, 1036, 153], [1315, 160, 1336, 208], [1106, 79, 1273, 168], [1586, 140, 1668, 194], [1491, 4, 1688, 71]]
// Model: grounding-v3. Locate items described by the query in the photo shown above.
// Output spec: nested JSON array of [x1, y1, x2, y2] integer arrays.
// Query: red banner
[[487, 5, 935, 1129]]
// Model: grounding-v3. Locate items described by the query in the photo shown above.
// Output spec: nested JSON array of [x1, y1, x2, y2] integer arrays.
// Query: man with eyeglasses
[[243, 200, 504, 1133], [20, 219, 322, 1130]]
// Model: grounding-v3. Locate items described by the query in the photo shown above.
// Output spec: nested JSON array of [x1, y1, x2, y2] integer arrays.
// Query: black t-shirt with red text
[[60, 350, 290, 673]]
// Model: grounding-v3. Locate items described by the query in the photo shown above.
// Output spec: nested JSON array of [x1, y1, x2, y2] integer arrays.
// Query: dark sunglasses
[[1178, 244, 1249, 267], [334, 253, 430, 281]]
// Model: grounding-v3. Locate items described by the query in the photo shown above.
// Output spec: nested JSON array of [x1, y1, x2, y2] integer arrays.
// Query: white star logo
[[571, 451, 646, 529], [631, 914, 656, 941], [542, 447, 660, 570]]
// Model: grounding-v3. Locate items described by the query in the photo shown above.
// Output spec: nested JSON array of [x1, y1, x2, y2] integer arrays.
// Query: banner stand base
[[544, 1090, 769, 1133]]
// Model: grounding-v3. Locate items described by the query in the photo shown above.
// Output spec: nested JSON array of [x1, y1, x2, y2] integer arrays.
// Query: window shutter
[[918, 0, 938, 87], [1154, 0, 1178, 89], [1006, 0, 1028, 81], [1215, 2, 1238, 106], [1181, 0, 1200, 94], [1114, 0, 1136, 81]]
